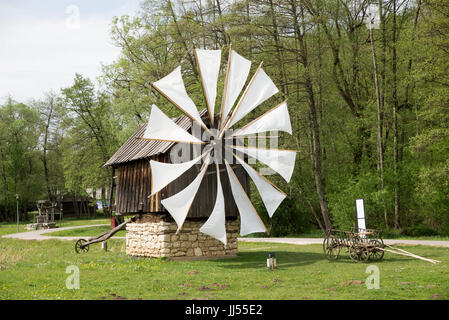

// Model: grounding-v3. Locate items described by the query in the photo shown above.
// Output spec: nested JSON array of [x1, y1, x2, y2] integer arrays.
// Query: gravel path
[[3, 225, 449, 247], [1, 224, 120, 241], [238, 237, 449, 248]]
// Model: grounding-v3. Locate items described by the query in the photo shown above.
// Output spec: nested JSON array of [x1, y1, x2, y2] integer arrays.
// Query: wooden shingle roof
[[104, 109, 208, 167]]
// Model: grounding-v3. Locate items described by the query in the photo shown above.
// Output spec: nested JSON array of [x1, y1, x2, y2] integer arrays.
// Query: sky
[[0, 0, 141, 104]]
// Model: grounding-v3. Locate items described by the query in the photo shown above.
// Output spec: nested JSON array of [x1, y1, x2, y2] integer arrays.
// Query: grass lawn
[[1, 220, 448, 300]]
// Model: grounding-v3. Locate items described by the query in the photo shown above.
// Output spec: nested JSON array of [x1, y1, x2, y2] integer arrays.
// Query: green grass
[[45, 225, 126, 238], [1, 220, 448, 300], [55, 217, 110, 229]]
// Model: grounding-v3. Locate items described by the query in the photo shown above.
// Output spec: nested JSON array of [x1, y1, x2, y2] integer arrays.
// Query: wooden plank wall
[[115, 156, 167, 215], [115, 155, 249, 218], [166, 162, 248, 219]]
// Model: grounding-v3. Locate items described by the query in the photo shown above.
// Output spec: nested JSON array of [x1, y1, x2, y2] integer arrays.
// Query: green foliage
[[413, 161, 449, 233], [328, 171, 388, 230], [0, 99, 44, 220], [269, 197, 314, 236], [407, 223, 440, 237], [60, 74, 119, 195]]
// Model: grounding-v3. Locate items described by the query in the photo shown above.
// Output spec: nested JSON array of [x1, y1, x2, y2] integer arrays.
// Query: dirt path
[[238, 237, 449, 248], [1, 224, 119, 241]]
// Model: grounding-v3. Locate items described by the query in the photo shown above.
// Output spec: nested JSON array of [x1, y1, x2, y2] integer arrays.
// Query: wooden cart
[[323, 228, 385, 262], [74, 217, 135, 253]]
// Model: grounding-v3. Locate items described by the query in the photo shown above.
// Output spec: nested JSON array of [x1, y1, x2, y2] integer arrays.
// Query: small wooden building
[[104, 110, 249, 220], [58, 196, 97, 218]]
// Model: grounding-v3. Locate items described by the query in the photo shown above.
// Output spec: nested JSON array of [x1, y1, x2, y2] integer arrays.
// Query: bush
[[328, 171, 389, 230], [382, 228, 403, 239], [407, 223, 439, 237], [254, 194, 314, 237]]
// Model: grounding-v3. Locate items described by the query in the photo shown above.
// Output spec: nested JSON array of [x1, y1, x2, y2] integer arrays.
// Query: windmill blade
[[141, 105, 204, 144], [224, 160, 267, 236], [220, 49, 252, 130], [152, 66, 207, 130], [149, 151, 210, 196], [231, 100, 291, 137], [233, 153, 286, 218], [225, 66, 279, 130], [194, 48, 221, 126], [199, 163, 227, 245], [232, 146, 297, 183], [161, 156, 211, 233]]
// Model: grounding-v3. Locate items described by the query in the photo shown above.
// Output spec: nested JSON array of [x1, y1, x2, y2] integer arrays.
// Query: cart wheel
[[323, 235, 340, 260], [360, 248, 370, 262], [368, 240, 384, 261], [348, 246, 359, 262], [75, 239, 89, 254], [349, 246, 369, 262]]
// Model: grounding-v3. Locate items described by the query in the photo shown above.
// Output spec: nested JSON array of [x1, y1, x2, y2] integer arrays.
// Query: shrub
[[407, 223, 439, 237]]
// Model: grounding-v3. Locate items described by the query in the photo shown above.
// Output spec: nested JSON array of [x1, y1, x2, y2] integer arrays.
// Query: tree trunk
[[167, 0, 198, 76], [42, 98, 54, 201], [269, 0, 288, 96], [291, 0, 332, 230], [369, 18, 388, 228], [392, 0, 400, 229]]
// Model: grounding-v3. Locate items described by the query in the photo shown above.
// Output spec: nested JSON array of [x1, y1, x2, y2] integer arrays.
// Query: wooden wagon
[[323, 227, 385, 262]]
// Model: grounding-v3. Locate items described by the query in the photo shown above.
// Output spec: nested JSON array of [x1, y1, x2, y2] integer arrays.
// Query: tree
[[61, 74, 119, 216], [0, 99, 44, 221], [32, 92, 65, 201]]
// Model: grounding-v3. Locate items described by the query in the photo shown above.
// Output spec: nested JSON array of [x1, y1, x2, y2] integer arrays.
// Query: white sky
[[0, 0, 141, 104]]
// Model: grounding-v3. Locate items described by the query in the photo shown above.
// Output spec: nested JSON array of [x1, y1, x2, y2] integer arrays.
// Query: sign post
[[355, 199, 366, 232], [16, 194, 19, 233]]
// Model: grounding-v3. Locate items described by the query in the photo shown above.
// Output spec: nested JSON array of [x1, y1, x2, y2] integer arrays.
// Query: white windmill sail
[[225, 160, 267, 236], [150, 152, 207, 196], [233, 153, 286, 218], [232, 100, 291, 137], [232, 146, 296, 182], [161, 157, 211, 233], [142, 48, 297, 248], [195, 49, 221, 124], [199, 164, 227, 245], [152, 66, 206, 128], [142, 105, 204, 144], [227, 67, 279, 128], [221, 50, 252, 126]]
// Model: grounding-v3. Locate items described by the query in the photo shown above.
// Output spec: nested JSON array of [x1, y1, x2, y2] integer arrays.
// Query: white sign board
[[356, 199, 366, 231]]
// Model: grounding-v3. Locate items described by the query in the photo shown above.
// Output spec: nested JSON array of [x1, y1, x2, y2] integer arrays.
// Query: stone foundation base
[[126, 215, 239, 258]]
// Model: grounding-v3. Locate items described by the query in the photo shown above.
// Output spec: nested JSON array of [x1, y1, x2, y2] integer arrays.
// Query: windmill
[[142, 46, 297, 245]]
